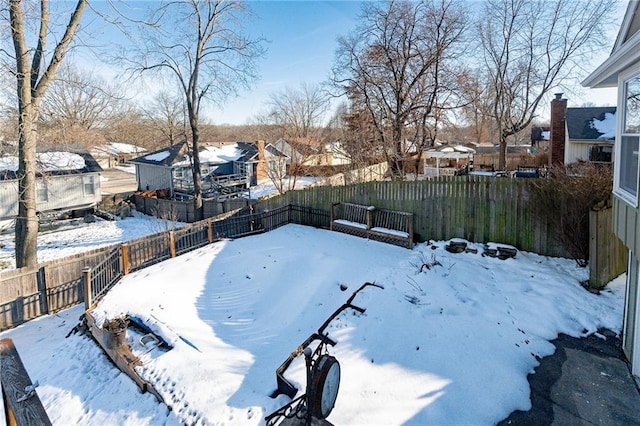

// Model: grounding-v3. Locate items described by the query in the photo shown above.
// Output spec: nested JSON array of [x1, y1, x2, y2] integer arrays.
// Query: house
[[531, 126, 550, 149], [0, 146, 102, 222], [130, 140, 287, 198], [91, 142, 147, 169], [548, 95, 616, 166], [582, 0, 640, 380]]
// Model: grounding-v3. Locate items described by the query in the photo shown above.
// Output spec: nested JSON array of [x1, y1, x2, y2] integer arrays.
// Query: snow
[[197, 144, 245, 164], [0, 152, 86, 172], [0, 212, 185, 269], [370, 226, 409, 238], [333, 219, 367, 229], [591, 112, 616, 139], [144, 151, 171, 162], [248, 176, 322, 199], [0, 220, 625, 425], [94, 142, 146, 156]]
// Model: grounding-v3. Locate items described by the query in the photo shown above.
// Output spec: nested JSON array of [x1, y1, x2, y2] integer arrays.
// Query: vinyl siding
[[614, 195, 640, 255], [136, 164, 172, 191], [564, 140, 612, 165], [0, 172, 101, 219]]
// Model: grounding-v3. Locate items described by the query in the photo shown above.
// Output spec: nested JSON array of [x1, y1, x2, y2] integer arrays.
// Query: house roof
[[130, 141, 287, 167], [235, 142, 287, 163], [0, 145, 102, 180], [583, 2, 640, 88], [92, 142, 147, 157], [566, 107, 617, 141], [130, 142, 188, 167], [531, 126, 550, 142]]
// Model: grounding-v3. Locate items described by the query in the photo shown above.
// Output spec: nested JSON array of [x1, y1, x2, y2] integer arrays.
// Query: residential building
[[583, 0, 640, 379]]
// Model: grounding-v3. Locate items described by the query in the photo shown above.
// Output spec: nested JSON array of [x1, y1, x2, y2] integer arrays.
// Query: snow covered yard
[[0, 212, 184, 270], [0, 224, 625, 425]]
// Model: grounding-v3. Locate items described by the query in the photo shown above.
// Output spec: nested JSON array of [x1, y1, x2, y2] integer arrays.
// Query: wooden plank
[[0, 338, 52, 426]]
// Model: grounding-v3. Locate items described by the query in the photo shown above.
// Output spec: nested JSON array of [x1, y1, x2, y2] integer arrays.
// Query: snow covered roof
[[92, 142, 147, 156], [0, 148, 102, 180], [566, 107, 617, 141], [130, 142, 188, 167], [131, 141, 287, 168]]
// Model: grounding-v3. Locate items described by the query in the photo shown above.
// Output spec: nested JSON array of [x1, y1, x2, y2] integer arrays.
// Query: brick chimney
[[255, 140, 268, 181], [549, 93, 567, 167]]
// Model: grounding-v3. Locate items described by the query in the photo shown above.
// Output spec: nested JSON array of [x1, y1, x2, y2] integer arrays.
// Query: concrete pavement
[[499, 330, 640, 425]]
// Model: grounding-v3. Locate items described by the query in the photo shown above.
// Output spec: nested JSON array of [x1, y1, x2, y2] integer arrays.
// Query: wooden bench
[[330, 202, 413, 249]]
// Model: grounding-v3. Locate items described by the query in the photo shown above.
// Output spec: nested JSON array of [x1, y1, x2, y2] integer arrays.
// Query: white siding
[[564, 141, 613, 165], [0, 181, 18, 218], [0, 173, 101, 219]]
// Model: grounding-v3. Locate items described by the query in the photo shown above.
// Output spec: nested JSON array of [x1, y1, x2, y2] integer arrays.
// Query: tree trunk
[[189, 114, 204, 221], [499, 133, 507, 171], [15, 104, 39, 268], [391, 120, 404, 180]]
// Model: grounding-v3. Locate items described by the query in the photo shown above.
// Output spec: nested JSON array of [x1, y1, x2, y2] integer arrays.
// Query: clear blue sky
[[207, 0, 627, 126], [207, 0, 363, 125], [83, 1, 624, 127]]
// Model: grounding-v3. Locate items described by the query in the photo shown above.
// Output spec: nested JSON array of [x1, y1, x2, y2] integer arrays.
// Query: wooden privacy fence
[[132, 193, 252, 222], [255, 176, 569, 258], [589, 206, 628, 289], [0, 205, 328, 329]]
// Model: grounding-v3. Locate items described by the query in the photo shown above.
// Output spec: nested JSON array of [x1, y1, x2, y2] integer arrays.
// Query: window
[[615, 71, 640, 205], [589, 145, 613, 163], [36, 182, 48, 202], [83, 175, 95, 196]]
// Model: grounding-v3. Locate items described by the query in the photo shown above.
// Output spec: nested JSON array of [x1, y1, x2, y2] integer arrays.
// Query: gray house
[[130, 141, 287, 198], [0, 146, 102, 222], [583, 0, 640, 379]]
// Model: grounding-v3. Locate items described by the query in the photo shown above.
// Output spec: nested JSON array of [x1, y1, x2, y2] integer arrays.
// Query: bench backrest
[[373, 208, 412, 232], [338, 202, 370, 225]]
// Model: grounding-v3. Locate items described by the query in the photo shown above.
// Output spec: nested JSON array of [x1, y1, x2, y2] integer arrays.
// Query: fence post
[[366, 206, 374, 230], [36, 267, 49, 316], [121, 243, 130, 275], [169, 230, 176, 258], [207, 220, 213, 243], [83, 267, 92, 311]]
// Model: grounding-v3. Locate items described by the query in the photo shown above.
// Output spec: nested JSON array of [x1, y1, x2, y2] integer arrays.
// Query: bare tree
[[478, 0, 616, 170], [4, 0, 87, 268], [264, 82, 330, 192], [40, 63, 123, 131], [448, 69, 496, 145], [126, 1, 264, 220], [37, 63, 129, 147], [143, 90, 188, 146], [332, 0, 468, 179]]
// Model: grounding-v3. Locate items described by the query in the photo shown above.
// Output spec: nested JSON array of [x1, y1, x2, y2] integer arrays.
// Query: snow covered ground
[[0, 212, 184, 270], [0, 222, 624, 425]]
